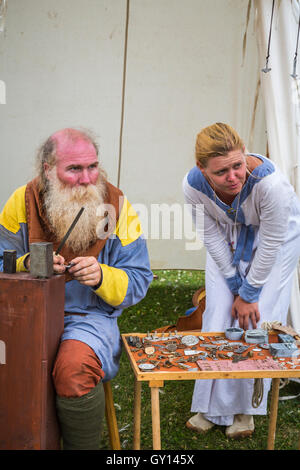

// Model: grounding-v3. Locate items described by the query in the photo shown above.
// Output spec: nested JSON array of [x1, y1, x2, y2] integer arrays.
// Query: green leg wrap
[[56, 381, 105, 450]]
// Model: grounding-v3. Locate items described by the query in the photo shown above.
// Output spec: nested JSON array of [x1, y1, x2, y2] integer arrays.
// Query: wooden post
[[133, 379, 142, 450], [0, 273, 65, 450], [267, 377, 280, 450]]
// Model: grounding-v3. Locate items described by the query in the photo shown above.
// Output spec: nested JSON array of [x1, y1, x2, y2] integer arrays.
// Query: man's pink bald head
[[51, 128, 98, 160], [45, 128, 100, 187]]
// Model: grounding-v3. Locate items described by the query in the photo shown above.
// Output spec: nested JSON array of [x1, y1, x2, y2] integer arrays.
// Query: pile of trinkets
[[125, 328, 300, 372]]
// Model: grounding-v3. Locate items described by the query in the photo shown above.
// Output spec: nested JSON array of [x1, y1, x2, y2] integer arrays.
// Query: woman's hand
[[231, 295, 260, 330]]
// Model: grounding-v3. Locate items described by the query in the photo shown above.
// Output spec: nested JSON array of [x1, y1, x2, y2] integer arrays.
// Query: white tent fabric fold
[[255, 0, 300, 334]]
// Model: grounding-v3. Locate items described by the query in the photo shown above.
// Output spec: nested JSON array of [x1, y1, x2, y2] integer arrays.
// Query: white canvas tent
[[255, 0, 300, 333], [0, 0, 299, 331]]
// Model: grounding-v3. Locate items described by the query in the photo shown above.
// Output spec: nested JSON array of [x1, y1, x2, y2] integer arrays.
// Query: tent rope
[[291, 5, 300, 78], [262, 0, 275, 73]]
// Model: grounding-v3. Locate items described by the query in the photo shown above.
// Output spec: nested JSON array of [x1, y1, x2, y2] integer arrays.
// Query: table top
[[121, 331, 300, 382]]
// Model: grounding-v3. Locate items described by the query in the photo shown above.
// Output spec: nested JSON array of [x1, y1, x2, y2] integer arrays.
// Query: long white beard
[[44, 170, 108, 253]]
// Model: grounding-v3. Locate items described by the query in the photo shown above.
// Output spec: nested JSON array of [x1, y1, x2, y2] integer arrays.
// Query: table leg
[[133, 379, 142, 450], [151, 386, 161, 450], [267, 378, 280, 450]]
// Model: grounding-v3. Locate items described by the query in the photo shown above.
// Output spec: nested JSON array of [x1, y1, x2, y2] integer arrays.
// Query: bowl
[[225, 327, 244, 341]]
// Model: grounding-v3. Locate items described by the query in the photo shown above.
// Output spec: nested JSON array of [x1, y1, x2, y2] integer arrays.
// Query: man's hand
[[231, 295, 260, 330], [53, 253, 66, 273], [25, 253, 66, 273], [68, 256, 102, 287]]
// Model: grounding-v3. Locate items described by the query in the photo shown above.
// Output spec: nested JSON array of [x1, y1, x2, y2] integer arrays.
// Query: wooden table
[[121, 331, 300, 450]]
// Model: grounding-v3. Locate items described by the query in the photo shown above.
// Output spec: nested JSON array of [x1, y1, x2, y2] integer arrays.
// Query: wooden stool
[[103, 381, 121, 450]]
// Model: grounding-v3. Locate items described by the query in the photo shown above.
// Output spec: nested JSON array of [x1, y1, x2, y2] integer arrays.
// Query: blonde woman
[[183, 122, 300, 438]]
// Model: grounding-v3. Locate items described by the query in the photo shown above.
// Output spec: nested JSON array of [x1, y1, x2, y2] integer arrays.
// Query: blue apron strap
[[232, 225, 255, 266], [242, 225, 255, 262], [232, 225, 247, 266]]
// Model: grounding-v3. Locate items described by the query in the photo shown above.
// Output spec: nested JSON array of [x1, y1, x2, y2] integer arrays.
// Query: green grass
[[100, 269, 300, 450]]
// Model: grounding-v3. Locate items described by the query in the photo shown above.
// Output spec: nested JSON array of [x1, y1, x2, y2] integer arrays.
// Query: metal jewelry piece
[[145, 346, 155, 355], [181, 335, 199, 346], [127, 336, 143, 348], [278, 334, 295, 343], [166, 343, 177, 352], [235, 345, 250, 354], [138, 363, 156, 370]]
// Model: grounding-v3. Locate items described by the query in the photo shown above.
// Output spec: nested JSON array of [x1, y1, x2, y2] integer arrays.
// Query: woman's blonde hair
[[195, 122, 244, 167]]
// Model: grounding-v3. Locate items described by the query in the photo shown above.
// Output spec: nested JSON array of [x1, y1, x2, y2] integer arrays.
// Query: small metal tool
[[65, 262, 75, 270], [55, 207, 85, 255], [3, 249, 16, 274]]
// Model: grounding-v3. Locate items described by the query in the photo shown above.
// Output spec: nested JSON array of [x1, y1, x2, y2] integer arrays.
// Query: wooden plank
[[149, 380, 164, 388]]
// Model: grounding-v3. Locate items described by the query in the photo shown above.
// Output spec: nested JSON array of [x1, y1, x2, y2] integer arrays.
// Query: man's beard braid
[[43, 169, 107, 253]]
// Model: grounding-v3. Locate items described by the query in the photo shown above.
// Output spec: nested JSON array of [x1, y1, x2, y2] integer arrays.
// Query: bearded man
[[0, 128, 153, 449]]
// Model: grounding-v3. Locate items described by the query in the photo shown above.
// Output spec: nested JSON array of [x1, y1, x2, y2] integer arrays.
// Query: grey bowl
[[225, 327, 244, 341]]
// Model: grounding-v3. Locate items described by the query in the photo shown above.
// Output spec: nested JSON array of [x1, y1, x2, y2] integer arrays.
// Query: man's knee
[[52, 339, 105, 398]]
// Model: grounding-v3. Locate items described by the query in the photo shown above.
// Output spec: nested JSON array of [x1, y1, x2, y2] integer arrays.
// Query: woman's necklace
[[213, 189, 241, 254]]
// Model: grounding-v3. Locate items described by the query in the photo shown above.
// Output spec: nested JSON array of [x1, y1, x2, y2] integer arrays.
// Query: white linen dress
[[182, 154, 300, 425]]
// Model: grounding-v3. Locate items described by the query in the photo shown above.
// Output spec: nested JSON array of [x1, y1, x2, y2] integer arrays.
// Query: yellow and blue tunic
[[0, 185, 153, 381]]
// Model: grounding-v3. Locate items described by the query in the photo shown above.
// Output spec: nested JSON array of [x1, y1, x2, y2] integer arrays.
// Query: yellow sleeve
[[0, 185, 27, 233], [93, 198, 143, 306], [93, 264, 129, 307], [16, 253, 30, 272]]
